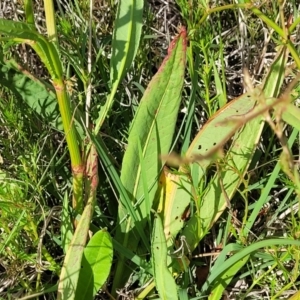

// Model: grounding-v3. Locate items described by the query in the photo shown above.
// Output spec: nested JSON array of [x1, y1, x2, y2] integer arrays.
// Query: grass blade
[[94, 0, 144, 133], [243, 128, 299, 236], [201, 239, 300, 296]]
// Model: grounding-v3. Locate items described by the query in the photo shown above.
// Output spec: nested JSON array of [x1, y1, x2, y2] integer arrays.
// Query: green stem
[[42, 0, 84, 215], [43, 0, 58, 43], [54, 79, 84, 214]]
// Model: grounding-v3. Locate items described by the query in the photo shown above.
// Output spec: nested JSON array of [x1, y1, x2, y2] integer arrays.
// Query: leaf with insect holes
[[182, 45, 289, 251]]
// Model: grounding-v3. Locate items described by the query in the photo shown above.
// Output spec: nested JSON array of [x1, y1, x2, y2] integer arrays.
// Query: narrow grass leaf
[[212, 59, 226, 108], [152, 213, 178, 300], [0, 210, 26, 256], [243, 128, 298, 236], [90, 134, 148, 248], [110, 0, 143, 84], [94, 0, 143, 133], [208, 254, 250, 300], [201, 239, 300, 296], [112, 238, 153, 275], [75, 229, 113, 300], [24, 0, 35, 25]]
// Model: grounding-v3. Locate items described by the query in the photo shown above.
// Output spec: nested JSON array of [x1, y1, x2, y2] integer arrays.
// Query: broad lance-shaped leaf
[[157, 88, 260, 247], [182, 46, 288, 251], [112, 28, 187, 292], [119, 27, 187, 241]]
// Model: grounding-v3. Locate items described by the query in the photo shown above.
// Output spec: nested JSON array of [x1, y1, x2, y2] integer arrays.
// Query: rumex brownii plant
[[1, 0, 300, 299]]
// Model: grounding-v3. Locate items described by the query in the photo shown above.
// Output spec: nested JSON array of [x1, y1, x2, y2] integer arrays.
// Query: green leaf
[[90, 134, 148, 249], [156, 169, 191, 241], [120, 27, 187, 233], [75, 230, 113, 300], [57, 141, 98, 300], [212, 58, 227, 108], [112, 28, 187, 293], [209, 252, 249, 300], [61, 192, 73, 254], [110, 0, 143, 85], [0, 58, 62, 130], [182, 46, 288, 250], [0, 19, 62, 79], [57, 201, 94, 300], [282, 103, 300, 132], [94, 0, 144, 133], [152, 213, 178, 300], [243, 128, 298, 236], [201, 239, 300, 296]]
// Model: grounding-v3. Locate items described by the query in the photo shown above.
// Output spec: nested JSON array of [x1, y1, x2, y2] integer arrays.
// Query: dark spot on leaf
[[236, 110, 239, 113], [168, 232, 171, 235], [198, 145, 202, 150], [157, 247, 159, 249], [213, 142, 216, 146], [175, 216, 179, 220]]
